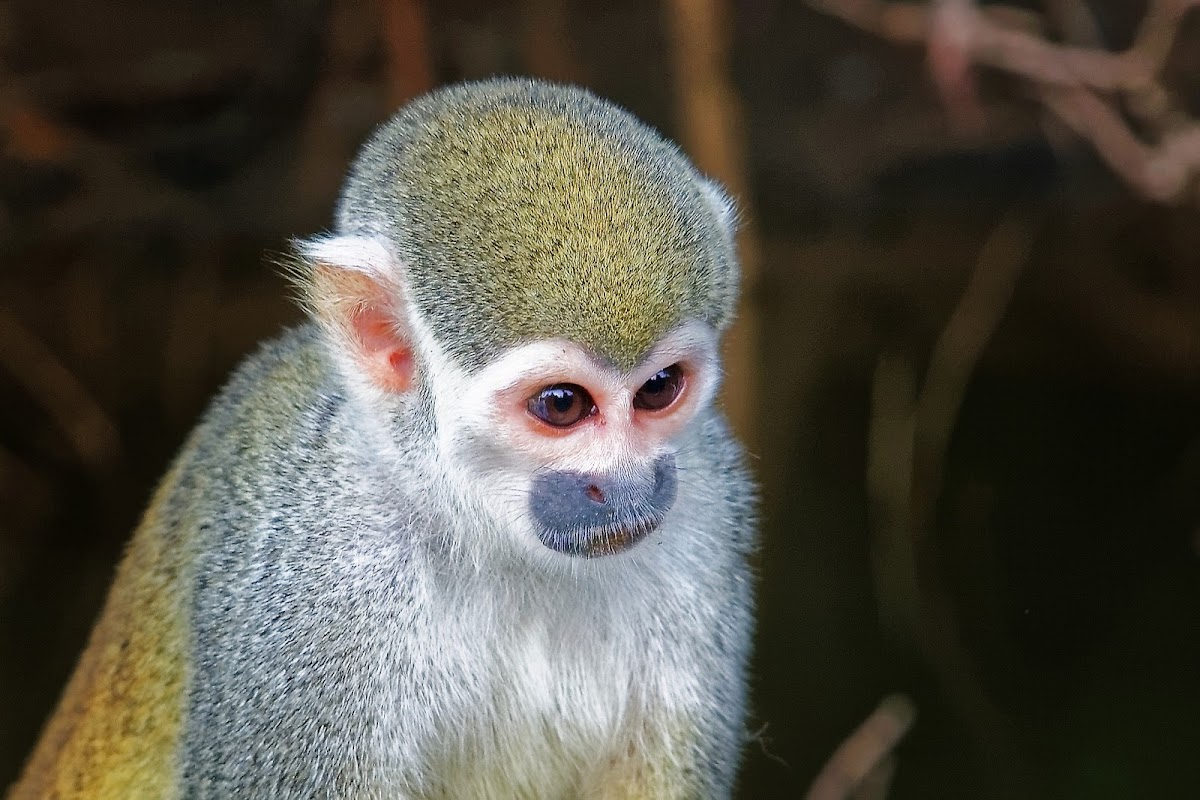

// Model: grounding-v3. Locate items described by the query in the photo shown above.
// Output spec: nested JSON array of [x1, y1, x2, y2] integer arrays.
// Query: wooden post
[[380, 0, 436, 109], [664, 0, 762, 451]]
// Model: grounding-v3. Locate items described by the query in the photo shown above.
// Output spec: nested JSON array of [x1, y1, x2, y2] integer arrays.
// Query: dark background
[[3, 1, 1200, 797]]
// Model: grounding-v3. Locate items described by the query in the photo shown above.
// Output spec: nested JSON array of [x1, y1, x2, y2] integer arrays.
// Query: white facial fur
[[302, 234, 724, 561], [426, 322, 720, 559]]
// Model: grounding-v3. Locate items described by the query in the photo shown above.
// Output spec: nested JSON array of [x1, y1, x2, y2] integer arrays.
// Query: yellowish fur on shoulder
[[8, 464, 191, 800]]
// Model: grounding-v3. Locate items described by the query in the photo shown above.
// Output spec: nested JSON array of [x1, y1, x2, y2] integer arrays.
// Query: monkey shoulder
[[180, 325, 382, 499], [191, 324, 336, 452]]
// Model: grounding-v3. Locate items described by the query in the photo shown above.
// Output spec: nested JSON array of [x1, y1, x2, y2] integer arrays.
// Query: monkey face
[[295, 234, 727, 562], [426, 319, 722, 560]]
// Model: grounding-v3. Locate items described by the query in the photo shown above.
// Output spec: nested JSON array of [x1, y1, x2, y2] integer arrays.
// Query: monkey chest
[[414, 624, 700, 799]]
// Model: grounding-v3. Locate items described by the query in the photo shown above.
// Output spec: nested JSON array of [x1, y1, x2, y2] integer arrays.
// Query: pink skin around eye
[[502, 365, 697, 472], [479, 324, 718, 468]]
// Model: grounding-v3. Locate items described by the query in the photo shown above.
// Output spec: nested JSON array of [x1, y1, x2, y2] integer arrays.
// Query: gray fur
[[127, 79, 755, 799], [172, 326, 755, 797]]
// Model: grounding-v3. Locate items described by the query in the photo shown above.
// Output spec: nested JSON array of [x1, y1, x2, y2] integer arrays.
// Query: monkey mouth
[[537, 515, 664, 558]]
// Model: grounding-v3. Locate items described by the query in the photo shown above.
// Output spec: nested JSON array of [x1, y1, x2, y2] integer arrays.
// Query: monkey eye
[[528, 384, 597, 428], [634, 364, 685, 411]]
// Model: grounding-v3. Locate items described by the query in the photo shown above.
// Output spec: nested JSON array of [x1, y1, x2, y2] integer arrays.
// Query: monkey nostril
[[585, 484, 606, 504]]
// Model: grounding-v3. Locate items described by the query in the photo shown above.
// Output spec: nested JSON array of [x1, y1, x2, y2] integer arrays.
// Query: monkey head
[[298, 79, 740, 561]]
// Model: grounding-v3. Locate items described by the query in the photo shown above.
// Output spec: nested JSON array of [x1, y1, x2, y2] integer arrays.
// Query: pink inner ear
[[351, 304, 414, 393]]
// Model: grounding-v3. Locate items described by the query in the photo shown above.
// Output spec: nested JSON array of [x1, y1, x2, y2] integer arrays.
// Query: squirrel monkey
[[9, 78, 756, 799]]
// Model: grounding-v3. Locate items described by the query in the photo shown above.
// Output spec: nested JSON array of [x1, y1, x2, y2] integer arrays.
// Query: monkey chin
[[536, 516, 664, 559]]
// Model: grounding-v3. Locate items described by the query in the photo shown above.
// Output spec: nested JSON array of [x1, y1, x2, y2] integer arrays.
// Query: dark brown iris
[[527, 384, 596, 427], [634, 364, 685, 411]]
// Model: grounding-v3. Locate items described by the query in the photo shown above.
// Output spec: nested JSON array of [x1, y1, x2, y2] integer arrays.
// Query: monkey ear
[[700, 179, 739, 240], [294, 235, 416, 394], [699, 179, 741, 328]]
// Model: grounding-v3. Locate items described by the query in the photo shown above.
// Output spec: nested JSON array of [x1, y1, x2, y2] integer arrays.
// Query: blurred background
[[2, 0, 1199, 797]]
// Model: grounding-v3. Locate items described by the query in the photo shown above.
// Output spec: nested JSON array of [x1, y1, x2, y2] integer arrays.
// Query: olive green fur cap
[[335, 78, 739, 372]]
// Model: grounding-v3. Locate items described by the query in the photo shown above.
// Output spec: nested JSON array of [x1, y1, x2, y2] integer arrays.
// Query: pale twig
[[1041, 86, 1200, 202], [911, 211, 1036, 529], [805, 0, 1200, 202], [805, 694, 917, 800]]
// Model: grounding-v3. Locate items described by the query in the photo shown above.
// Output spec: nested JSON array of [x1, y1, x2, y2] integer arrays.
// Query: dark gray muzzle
[[529, 453, 678, 557]]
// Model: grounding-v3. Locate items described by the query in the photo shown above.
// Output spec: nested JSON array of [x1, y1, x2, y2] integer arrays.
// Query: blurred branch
[[866, 211, 1037, 797], [0, 307, 122, 473], [805, 694, 917, 800], [1040, 85, 1200, 201], [805, 0, 1200, 202], [911, 212, 1035, 527]]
